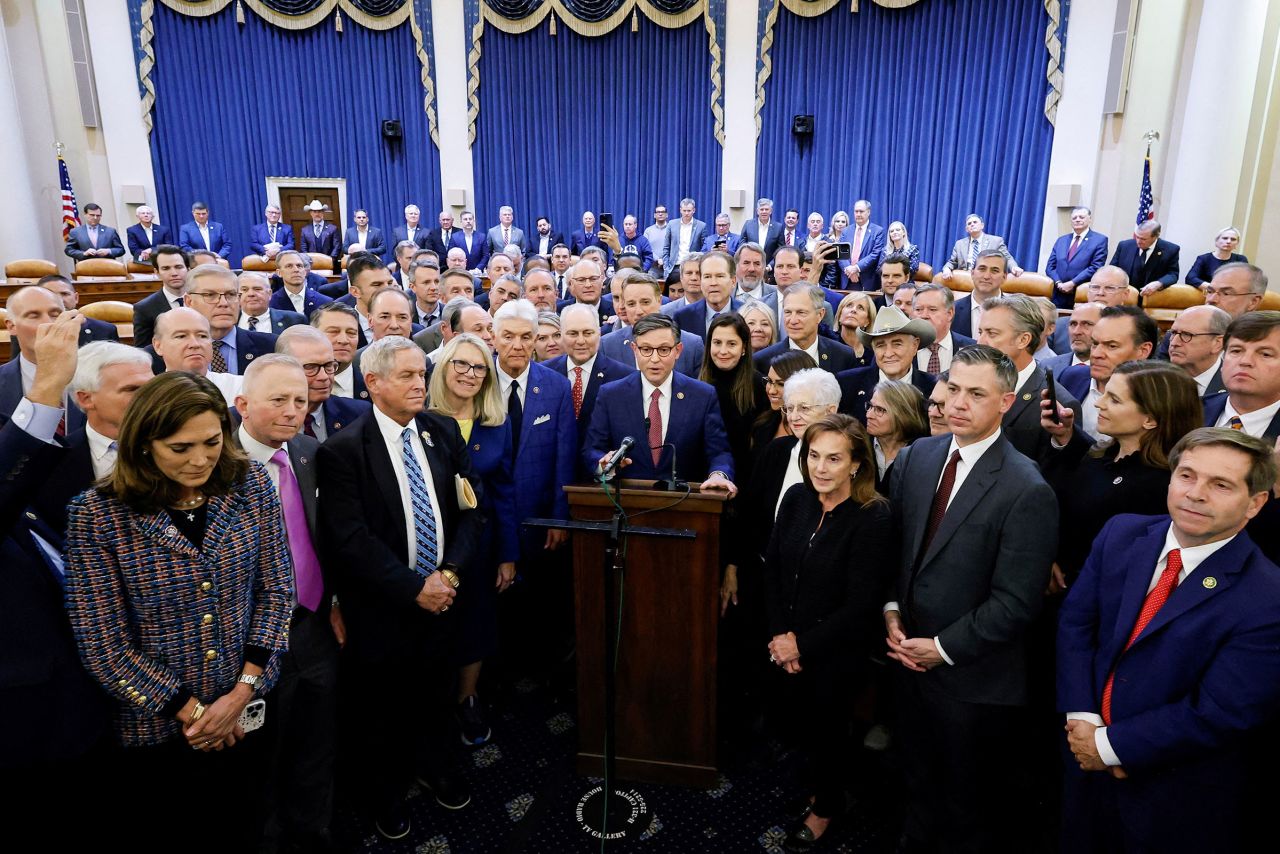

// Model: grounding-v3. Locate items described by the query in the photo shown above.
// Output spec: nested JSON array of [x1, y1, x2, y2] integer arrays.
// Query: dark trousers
[[343, 645, 457, 815], [895, 672, 1026, 854], [772, 662, 858, 819], [262, 607, 340, 847], [499, 542, 574, 680], [3, 739, 115, 850]]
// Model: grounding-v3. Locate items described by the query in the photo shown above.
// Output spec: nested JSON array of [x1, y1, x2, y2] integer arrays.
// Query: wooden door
[[280, 187, 342, 249]]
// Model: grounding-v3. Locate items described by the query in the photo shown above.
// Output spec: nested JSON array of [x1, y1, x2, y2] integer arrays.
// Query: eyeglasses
[[633, 345, 676, 359], [1087, 284, 1127, 294], [448, 359, 489, 377], [866, 403, 890, 416], [188, 291, 238, 304], [1203, 287, 1249, 298], [301, 361, 340, 377], [782, 402, 823, 416], [926, 399, 946, 411], [1169, 330, 1222, 344]]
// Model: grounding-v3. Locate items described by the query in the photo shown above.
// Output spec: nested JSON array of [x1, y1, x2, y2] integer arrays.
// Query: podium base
[[574, 784, 652, 844]]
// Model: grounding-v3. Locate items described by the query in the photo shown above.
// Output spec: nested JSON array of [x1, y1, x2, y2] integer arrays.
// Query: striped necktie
[[968, 239, 979, 269], [401, 428, 440, 575]]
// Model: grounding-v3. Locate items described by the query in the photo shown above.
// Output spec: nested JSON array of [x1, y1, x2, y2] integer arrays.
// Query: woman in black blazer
[[764, 414, 892, 852], [749, 350, 818, 457]]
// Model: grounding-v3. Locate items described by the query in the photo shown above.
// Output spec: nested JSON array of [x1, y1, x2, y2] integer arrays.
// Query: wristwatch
[[237, 673, 263, 691]]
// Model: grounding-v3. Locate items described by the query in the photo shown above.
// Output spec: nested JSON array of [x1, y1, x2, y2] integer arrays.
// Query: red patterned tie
[[927, 343, 941, 375], [1067, 235, 1080, 262], [921, 450, 962, 555], [648, 389, 662, 465], [572, 367, 584, 419], [1101, 549, 1183, 724]]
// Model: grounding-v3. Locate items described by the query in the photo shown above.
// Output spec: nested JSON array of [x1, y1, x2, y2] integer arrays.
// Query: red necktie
[[927, 343, 941, 375], [647, 389, 662, 465], [921, 450, 962, 555], [572, 367, 584, 419], [1067, 235, 1080, 262], [303, 413, 317, 439], [1101, 549, 1183, 724]]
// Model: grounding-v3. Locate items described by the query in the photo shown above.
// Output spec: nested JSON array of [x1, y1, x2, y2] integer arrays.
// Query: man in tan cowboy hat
[[300, 199, 341, 266], [835, 303, 940, 423]]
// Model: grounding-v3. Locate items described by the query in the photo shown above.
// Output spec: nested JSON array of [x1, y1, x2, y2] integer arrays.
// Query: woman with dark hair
[[702, 313, 769, 483], [751, 350, 818, 452], [427, 332, 518, 746], [764, 414, 892, 851], [865, 379, 930, 495], [1040, 359, 1202, 587], [64, 371, 293, 847]]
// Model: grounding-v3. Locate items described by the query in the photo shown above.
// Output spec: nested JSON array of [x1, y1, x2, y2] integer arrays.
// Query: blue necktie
[[401, 428, 439, 575], [968, 239, 979, 269]]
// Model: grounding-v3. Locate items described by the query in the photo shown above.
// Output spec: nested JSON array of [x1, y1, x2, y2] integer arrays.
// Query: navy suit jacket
[[598, 324, 704, 378], [0, 358, 87, 434], [583, 371, 734, 483], [64, 224, 125, 261], [672, 297, 743, 340], [570, 229, 605, 258], [835, 364, 937, 423], [1201, 393, 1280, 437], [241, 309, 306, 334], [178, 221, 232, 258], [528, 231, 567, 257], [268, 285, 333, 319], [1045, 230, 1109, 287], [247, 222, 295, 256], [320, 394, 370, 436], [391, 225, 430, 250], [1057, 514, 1280, 851], [466, 421, 519, 565], [424, 227, 462, 258], [126, 223, 174, 260], [223, 327, 278, 375], [542, 353, 636, 461], [740, 220, 782, 261], [701, 232, 742, 254], [508, 361, 577, 552], [341, 227, 386, 260], [841, 222, 886, 291], [1110, 238, 1180, 290], [449, 230, 489, 270], [300, 223, 341, 260], [753, 338, 857, 375], [1060, 364, 1093, 405]]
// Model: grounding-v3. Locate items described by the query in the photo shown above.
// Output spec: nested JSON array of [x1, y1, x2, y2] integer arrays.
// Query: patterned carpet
[[335, 678, 904, 853]]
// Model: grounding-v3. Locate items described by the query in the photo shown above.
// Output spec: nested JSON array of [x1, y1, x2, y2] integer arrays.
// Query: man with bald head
[[1049, 265, 1132, 355], [276, 324, 370, 441], [543, 303, 635, 447], [0, 286, 86, 432], [11, 275, 119, 355], [151, 307, 243, 404]]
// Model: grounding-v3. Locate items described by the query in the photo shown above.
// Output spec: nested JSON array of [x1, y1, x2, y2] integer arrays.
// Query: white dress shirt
[[1193, 355, 1224, 396], [284, 287, 306, 314], [162, 285, 185, 308], [1214, 396, 1280, 437], [775, 441, 804, 519], [566, 354, 597, 383], [640, 373, 674, 443], [237, 425, 286, 490], [1067, 524, 1236, 766], [678, 222, 693, 260], [238, 310, 272, 332], [85, 424, 118, 481], [205, 371, 243, 407], [331, 364, 354, 398], [1013, 359, 1038, 396], [789, 337, 820, 364], [1080, 377, 1104, 437], [917, 331, 956, 373], [354, 228, 368, 249], [372, 405, 445, 569], [497, 364, 531, 410], [198, 224, 212, 249]]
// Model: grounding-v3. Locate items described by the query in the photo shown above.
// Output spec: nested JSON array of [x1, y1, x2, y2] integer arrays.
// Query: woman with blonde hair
[[740, 300, 778, 352], [835, 292, 877, 368], [877, 220, 920, 278], [1186, 226, 1248, 286]]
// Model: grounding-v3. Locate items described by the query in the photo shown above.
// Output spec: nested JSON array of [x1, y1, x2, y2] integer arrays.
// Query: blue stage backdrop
[[470, 20, 721, 239], [148, 4, 440, 261], [755, 0, 1055, 272]]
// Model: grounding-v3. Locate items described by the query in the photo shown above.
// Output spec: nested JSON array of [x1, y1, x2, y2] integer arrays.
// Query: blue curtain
[[471, 21, 720, 235], [756, 0, 1055, 270], [148, 4, 440, 259]]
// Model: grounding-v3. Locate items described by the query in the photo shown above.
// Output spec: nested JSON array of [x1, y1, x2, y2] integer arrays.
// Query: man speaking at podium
[[583, 313, 737, 496]]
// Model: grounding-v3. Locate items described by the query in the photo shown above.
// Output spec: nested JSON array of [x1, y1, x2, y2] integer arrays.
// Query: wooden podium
[[565, 481, 726, 788]]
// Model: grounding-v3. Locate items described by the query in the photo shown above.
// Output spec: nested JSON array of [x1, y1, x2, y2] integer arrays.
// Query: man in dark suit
[[184, 263, 277, 375], [130, 244, 190, 350], [1057, 429, 1280, 853], [1046, 206, 1109, 309], [178, 201, 231, 259], [0, 314, 112, 847], [837, 199, 886, 291], [317, 336, 482, 840], [421, 210, 454, 258], [406, 258, 445, 326], [739, 197, 782, 263], [529, 215, 566, 258], [545, 303, 635, 464], [976, 294, 1081, 463], [665, 198, 707, 270], [248, 203, 294, 262], [885, 344, 1057, 852], [584, 313, 737, 492], [1060, 306, 1159, 439], [64, 202, 125, 262], [701, 213, 742, 254], [269, 250, 334, 319], [1201, 311, 1280, 435], [486, 205, 528, 255], [236, 271, 305, 335], [341, 209, 386, 261], [836, 305, 938, 423], [950, 249, 1009, 339], [754, 284, 857, 374], [1166, 305, 1228, 397], [125, 204, 173, 264], [601, 274, 704, 377], [235, 355, 344, 852], [277, 324, 370, 442], [673, 250, 741, 339], [449, 210, 489, 272], [1, 288, 87, 434], [911, 284, 976, 374], [32, 275, 118, 347], [568, 210, 604, 258], [299, 201, 341, 266], [391, 204, 430, 250], [1110, 219, 1180, 298]]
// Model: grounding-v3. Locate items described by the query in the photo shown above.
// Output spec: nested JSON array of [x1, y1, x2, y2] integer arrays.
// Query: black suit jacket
[[316, 410, 483, 662], [300, 223, 341, 260], [1110, 238, 1181, 290], [835, 365, 937, 423], [529, 230, 566, 257], [1002, 365, 1081, 466], [889, 434, 1058, 705], [131, 288, 178, 350], [542, 352, 636, 463]]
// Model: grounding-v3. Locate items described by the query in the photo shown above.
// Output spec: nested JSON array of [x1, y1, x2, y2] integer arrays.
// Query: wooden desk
[[2, 276, 161, 309]]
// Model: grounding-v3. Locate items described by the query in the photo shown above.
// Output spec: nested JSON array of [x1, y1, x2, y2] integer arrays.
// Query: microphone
[[645, 417, 686, 491], [600, 436, 635, 479]]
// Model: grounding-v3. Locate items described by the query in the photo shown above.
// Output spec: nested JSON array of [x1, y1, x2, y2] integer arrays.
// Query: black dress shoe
[[783, 818, 828, 853], [417, 771, 472, 810], [375, 802, 411, 841]]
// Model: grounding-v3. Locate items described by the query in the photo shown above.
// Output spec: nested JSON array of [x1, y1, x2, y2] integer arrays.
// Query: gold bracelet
[[189, 702, 207, 726]]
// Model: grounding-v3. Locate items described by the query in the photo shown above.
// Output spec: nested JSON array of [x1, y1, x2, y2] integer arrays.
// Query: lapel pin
[[1112, 476, 1123, 485], [245, 353, 254, 360], [473, 444, 480, 451], [1022, 393, 1032, 401], [677, 391, 685, 399], [597, 371, 604, 378], [334, 422, 342, 429], [299, 456, 309, 465], [1202, 576, 1217, 589], [821, 353, 828, 361], [533, 386, 540, 394], [858, 390, 866, 396], [421, 430, 434, 447]]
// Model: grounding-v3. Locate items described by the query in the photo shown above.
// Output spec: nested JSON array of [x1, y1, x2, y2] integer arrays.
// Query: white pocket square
[[533, 413, 550, 426]]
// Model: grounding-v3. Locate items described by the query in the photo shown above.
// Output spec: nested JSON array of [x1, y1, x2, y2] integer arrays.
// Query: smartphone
[[238, 698, 266, 733], [599, 212, 614, 229], [1044, 368, 1061, 424], [834, 242, 852, 260]]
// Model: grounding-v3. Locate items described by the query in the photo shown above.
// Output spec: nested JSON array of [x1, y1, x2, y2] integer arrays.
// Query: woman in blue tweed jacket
[[64, 371, 293, 847]]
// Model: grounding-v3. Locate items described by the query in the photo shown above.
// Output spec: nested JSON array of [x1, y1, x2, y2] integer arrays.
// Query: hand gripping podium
[[536, 480, 726, 789]]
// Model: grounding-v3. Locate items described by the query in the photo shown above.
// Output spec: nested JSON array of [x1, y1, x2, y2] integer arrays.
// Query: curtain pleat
[[756, 0, 1054, 269], [149, 4, 441, 255], [471, 20, 720, 234]]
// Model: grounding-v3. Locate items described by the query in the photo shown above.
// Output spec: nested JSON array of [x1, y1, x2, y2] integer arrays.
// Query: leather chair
[[1262, 292, 1280, 311], [307, 253, 334, 272], [127, 261, 155, 275], [913, 262, 934, 283], [242, 255, 278, 272], [80, 300, 133, 323], [73, 259, 129, 279], [1001, 272, 1053, 298], [935, 270, 974, 293], [4, 259, 58, 283], [1074, 283, 1139, 305]]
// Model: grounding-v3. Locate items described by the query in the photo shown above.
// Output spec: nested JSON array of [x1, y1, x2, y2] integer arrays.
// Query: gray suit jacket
[[942, 233, 1017, 273], [1002, 365, 1081, 466], [486, 225, 528, 254], [64, 224, 126, 261], [664, 219, 707, 267], [889, 433, 1057, 705], [412, 323, 443, 357]]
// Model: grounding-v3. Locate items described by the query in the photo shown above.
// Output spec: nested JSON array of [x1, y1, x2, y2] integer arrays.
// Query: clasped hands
[[416, 571, 456, 614], [1065, 720, 1128, 779], [769, 632, 802, 674], [178, 686, 253, 752], [883, 610, 944, 671]]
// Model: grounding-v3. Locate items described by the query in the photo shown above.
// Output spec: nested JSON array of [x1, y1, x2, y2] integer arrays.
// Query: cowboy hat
[[857, 303, 936, 348], [302, 200, 331, 212]]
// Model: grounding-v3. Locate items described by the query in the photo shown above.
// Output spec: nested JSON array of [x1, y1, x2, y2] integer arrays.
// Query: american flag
[[1135, 143, 1154, 225], [58, 154, 80, 240]]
